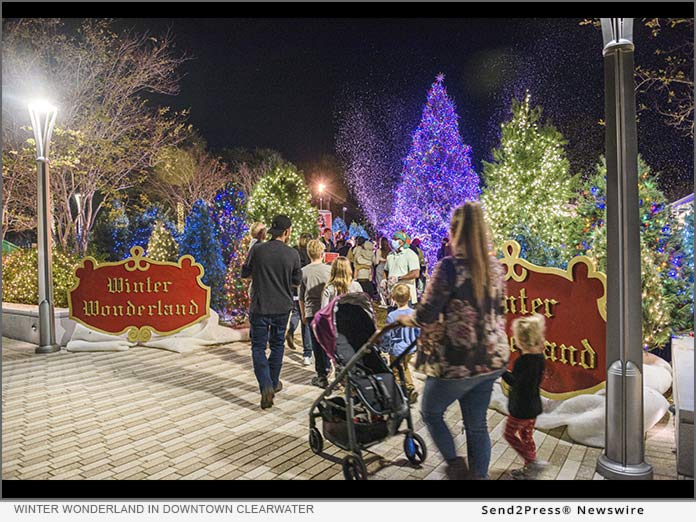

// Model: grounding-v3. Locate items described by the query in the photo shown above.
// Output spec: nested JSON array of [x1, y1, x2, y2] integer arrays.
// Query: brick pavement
[[1, 336, 682, 480]]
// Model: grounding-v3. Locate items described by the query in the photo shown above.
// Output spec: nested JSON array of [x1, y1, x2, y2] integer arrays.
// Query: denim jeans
[[420, 371, 502, 479], [287, 300, 312, 358], [249, 312, 290, 393]]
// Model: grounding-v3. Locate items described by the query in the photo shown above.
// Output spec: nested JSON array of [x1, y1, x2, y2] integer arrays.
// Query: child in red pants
[[503, 313, 548, 479]]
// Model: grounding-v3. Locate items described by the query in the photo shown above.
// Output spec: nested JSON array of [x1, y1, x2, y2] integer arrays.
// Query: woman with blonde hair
[[320, 256, 363, 309], [397, 201, 509, 480]]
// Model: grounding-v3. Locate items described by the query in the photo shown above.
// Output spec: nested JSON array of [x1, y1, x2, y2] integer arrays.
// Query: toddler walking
[[503, 313, 548, 479], [380, 284, 419, 404]]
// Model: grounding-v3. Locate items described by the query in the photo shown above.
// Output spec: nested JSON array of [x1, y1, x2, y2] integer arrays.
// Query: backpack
[[310, 295, 341, 363]]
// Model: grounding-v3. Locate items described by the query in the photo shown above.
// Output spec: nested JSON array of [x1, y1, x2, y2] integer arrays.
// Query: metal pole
[[36, 157, 59, 353], [596, 18, 652, 480], [29, 102, 60, 354]]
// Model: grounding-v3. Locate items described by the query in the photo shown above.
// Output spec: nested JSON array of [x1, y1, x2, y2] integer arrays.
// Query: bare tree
[[581, 17, 694, 139], [636, 18, 694, 139], [2, 19, 191, 254], [150, 143, 233, 216]]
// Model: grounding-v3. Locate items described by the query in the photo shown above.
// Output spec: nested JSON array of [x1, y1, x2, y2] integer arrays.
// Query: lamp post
[[596, 18, 653, 480], [318, 182, 325, 211], [342, 206, 347, 223], [74, 192, 83, 254], [28, 100, 60, 354]]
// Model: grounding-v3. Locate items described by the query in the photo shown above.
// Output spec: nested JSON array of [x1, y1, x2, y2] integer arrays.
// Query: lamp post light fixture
[[318, 182, 326, 211], [28, 100, 60, 354], [596, 18, 653, 480], [342, 206, 347, 223]]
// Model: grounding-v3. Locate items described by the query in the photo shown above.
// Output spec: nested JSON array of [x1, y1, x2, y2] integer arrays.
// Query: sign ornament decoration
[[500, 240, 607, 399], [68, 246, 210, 343]]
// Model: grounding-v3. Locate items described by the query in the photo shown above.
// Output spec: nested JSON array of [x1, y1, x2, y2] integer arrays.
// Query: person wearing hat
[[383, 230, 421, 309], [241, 215, 302, 410]]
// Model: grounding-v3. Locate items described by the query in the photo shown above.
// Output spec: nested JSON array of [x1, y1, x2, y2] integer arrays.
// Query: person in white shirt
[[383, 230, 420, 308]]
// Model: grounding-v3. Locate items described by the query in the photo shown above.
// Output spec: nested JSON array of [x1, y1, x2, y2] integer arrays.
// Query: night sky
[[117, 17, 693, 210]]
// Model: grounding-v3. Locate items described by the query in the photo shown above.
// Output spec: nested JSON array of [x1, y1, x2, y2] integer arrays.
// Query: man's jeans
[[249, 312, 290, 393], [287, 300, 312, 358], [420, 371, 502, 479]]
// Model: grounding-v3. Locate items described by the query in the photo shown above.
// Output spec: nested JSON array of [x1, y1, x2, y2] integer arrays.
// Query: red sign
[[68, 246, 210, 342], [323, 252, 339, 265], [501, 240, 607, 399], [318, 210, 332, 234]]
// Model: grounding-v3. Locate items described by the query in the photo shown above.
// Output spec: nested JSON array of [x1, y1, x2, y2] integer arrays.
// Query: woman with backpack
[[396, 202, 510, 480]]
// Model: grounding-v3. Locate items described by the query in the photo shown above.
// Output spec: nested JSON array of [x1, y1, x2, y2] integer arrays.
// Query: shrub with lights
[[481, 92, 577, 267], [146, 220, 179, 262], [332, 217, 348, 239], [223, 234, 252, 324], [211, 182, 249, 266], [391, 73, 480, 268], [179, 200, 227, 312], [348, 221, 368, 240], [247, 163, 318, 244], [2, 248, 81, 308]]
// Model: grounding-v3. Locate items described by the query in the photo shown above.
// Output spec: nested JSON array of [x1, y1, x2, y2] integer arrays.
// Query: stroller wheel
[[404, 433, 427, 465], [342, 454, 367, 480], [309, 427, 323, 454]]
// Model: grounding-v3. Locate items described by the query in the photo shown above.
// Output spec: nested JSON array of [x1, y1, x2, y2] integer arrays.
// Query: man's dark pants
[[249, 312, 290, 392]]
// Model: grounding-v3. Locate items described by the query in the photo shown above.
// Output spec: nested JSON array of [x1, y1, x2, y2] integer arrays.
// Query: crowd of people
[[240, 204, 547, 481]]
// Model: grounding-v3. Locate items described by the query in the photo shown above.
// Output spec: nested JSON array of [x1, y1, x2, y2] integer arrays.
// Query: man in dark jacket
[[242, 215, 302, 409]]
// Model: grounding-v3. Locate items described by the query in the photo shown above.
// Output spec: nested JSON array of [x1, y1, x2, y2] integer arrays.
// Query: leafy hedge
[[2, 248, 81, 308]]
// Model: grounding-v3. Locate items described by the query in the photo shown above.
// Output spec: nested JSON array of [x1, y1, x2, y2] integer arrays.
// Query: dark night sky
[[120, 17, 692, 205]]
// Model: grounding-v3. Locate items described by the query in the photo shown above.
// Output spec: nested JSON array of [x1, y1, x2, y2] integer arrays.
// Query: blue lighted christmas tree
[[391, 74, 479, 267], [211, 182, 249, 266], [332, 217, 348, 238], [179, 200, 227, 313]]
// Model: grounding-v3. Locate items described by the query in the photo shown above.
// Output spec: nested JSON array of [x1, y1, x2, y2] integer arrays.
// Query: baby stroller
[[308, 292, 427, 480]]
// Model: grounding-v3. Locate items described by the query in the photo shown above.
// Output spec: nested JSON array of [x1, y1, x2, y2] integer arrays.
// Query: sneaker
[[274, 381, 283, 393], [445, 456, 470, 480], [408, 389, 419, 404], [260, 388, 275, 409], [303, 356, 312, 366], [311, 376, 328, 389]]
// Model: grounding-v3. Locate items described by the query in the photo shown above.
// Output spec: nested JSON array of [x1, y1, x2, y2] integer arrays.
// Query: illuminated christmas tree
[[247, 163, 318, 245], [179, 200, 226, 312], [146, 220, 179, 262], [574, 157, 690, 348], [481, 92, 577, 267], [223, 234, 252, 323], [348, 221, 368, 240], [390, 74, 479, 267], [332, 217, 348, 238], [212, 182, 249, 266]]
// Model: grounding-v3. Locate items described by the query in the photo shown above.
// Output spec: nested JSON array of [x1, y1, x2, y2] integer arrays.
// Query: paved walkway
[[1, 336, 681, 481]]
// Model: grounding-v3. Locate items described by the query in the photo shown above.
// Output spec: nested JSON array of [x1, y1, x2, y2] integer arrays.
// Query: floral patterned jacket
[[414, 255, 510, 379]]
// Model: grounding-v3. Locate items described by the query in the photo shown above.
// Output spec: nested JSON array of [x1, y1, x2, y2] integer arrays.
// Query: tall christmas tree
[[146, 220, 179, 262], [179, 200, 227, 312], [211, 182, 249, 266], [390, 74, 479, 267], [247, 163, 318, 245], [481, 92, 577, 267], [573, 157, 690, 348]]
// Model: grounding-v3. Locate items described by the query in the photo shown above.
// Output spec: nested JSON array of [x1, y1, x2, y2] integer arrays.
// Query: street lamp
[[74, 193, 83, 253], [596, 18, 653, 480], [318, 182, 326, 211], [28, 100, 60, 354], [342, 206, 347, 223]]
